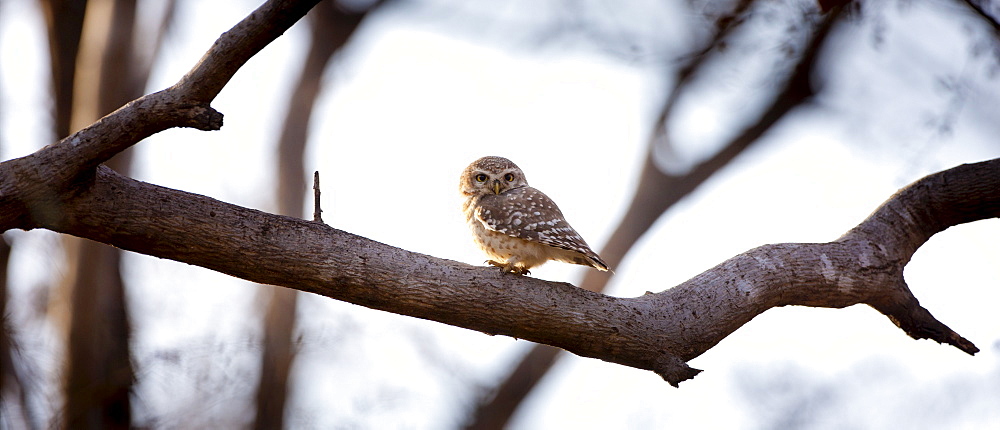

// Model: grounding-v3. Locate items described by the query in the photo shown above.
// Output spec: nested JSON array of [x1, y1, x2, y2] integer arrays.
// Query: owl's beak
[[492, 180, 502, 195]]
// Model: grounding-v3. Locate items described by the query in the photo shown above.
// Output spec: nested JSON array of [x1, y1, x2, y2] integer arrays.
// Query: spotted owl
[[459, 156, 609, 275]]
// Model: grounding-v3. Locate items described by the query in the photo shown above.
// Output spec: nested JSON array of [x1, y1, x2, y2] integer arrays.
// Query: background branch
[[253, 2, 377, 427], [466, 3, 844, 427]]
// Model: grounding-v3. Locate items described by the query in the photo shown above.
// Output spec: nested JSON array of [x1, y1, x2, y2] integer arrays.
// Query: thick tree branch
[[5, 159, 991, 385]]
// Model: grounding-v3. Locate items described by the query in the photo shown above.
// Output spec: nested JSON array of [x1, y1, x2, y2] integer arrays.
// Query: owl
[[459, 156, 609, 275]]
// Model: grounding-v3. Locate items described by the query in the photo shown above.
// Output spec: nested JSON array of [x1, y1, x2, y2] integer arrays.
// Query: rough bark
[[2, 157, 992, 385], [0, 0, 990, 393]]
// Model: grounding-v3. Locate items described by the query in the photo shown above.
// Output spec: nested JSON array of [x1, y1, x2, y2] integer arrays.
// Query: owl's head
[[460, 156, 529, 197]]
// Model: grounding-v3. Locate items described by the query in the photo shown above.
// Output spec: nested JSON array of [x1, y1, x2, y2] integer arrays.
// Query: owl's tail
[[580, 253, 610, 272], [591, 256, 610, 272]]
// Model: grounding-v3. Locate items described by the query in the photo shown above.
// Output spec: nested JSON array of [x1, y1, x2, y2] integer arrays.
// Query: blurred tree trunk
[[253, 2, 377, 429], [1, 3, 33, 424], [54, 0, 172, 428], [61, 240, 132, 429], [60, 0, 137, 426], [38, 0, 89, 140], [29, 8, 88, 421], [2, 233, 35, 429], [463, 2, 845, 428]]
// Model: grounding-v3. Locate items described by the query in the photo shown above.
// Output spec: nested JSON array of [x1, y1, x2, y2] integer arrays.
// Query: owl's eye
[[475, 173, 488, 182], [504, 173, 515, 182]]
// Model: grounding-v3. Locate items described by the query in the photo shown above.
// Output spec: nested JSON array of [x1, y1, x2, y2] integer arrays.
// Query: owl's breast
[[464, 196, 533, 259]]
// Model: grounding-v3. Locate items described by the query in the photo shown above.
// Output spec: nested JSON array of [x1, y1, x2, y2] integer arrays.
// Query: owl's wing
[[474, 187, 608, 270]]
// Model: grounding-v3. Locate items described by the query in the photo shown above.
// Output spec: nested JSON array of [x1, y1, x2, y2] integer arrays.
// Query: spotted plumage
[[459, 156, 609, 275]]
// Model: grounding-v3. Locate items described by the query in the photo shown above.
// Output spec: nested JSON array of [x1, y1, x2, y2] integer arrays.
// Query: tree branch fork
[[1, 0, 996, 386]]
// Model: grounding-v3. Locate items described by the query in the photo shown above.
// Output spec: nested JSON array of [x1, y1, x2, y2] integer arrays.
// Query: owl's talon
[[486, 260, 529, 276]]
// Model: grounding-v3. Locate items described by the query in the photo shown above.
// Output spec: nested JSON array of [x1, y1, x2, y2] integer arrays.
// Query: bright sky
[[2, 0, 999, 428]]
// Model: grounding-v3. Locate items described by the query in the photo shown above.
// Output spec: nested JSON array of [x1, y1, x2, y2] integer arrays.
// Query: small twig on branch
[[313, 171, 323, 223]]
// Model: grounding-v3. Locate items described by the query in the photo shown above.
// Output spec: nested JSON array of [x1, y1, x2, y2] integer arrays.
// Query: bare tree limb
[[174, 0, 323, 103], [0, 157, 989, 386]]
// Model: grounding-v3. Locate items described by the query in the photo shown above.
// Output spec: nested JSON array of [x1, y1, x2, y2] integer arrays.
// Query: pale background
[[2, 0, 999, 428]]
